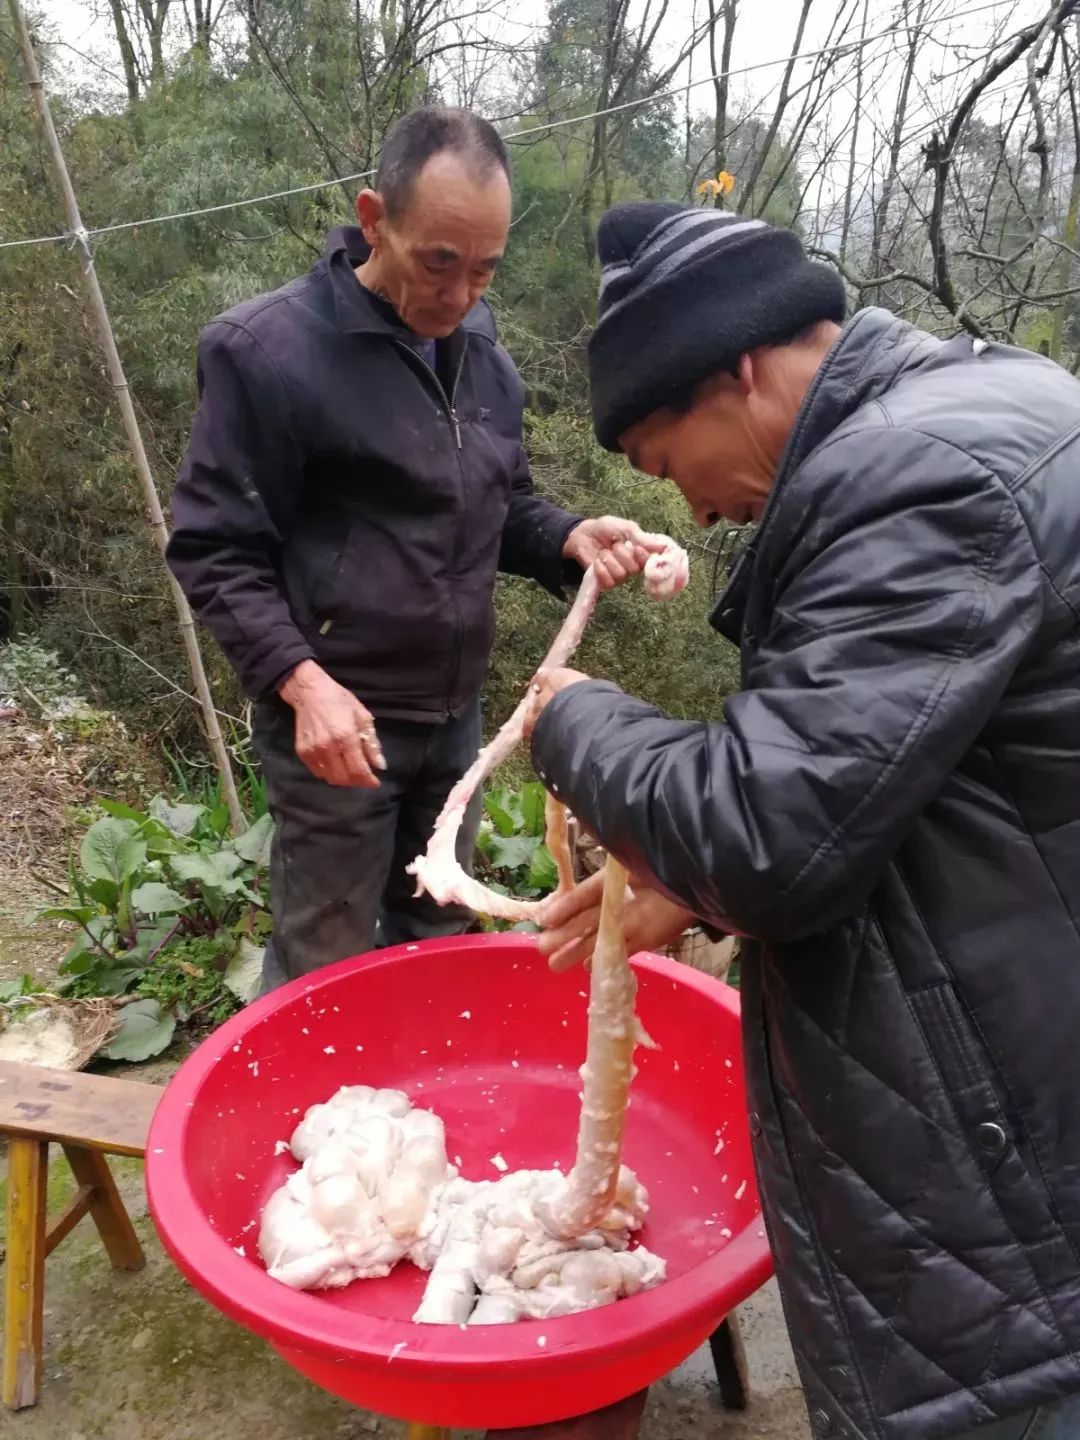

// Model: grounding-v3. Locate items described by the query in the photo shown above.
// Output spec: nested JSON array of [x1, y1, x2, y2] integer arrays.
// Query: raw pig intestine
[[260, 543, 688, 1323], [406, 536, 689, 925], [258, 1083, 665, 1324], [258, 857, 666, 1323]]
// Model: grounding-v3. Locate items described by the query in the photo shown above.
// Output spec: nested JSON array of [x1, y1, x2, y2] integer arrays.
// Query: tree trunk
[[106, 0, 142, 103]]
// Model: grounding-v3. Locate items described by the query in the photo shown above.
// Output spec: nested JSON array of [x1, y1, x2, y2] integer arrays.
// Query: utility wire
[[0, 0, 1034, 252]]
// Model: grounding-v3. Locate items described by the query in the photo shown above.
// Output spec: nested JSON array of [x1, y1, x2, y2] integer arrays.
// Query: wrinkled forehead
[[389, 155, 511, 257]]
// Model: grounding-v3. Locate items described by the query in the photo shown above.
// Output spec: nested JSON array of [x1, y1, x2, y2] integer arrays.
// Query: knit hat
[[588, 202, 847, 451]]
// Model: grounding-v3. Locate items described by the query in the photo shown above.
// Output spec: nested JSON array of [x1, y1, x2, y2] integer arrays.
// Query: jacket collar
[[710, 307, 942, 642], [323, 225, 497, 343]]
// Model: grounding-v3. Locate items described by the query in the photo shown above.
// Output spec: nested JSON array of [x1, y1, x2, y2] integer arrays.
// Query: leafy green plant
[[475, 781, 560, 930], [36, 796, 273, 1059], [0, 640, 88, 718]]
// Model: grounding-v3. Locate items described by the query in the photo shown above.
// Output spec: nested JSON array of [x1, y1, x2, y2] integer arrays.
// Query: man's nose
[[441, 275, 472, 312]]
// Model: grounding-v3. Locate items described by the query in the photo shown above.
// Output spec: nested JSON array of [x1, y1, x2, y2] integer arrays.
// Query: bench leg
[[709, 1313, 750, 1410], [61, 1145, 144, 1272], [3, 1137, 48, 1410]]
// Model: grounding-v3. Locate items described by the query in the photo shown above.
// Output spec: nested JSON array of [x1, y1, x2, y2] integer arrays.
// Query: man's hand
[[278, 660, 386, 787], [539, 870, 694, 972], [563, 516, 657, 591], [523, 666, 590, 738]]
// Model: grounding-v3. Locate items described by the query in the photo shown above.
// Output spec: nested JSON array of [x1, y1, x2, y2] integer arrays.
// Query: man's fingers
[[335, 729, 379, 788], [360, 728, 387, 772], [547, 935, 594, 973], [540, 872, 605, 928], [594, 552, 630, 590]]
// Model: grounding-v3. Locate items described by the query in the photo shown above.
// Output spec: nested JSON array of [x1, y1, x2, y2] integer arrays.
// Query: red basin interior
[[146, 933, 772, 1429]]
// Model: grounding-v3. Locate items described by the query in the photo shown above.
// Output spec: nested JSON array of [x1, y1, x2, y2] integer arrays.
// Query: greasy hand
[[539, 871, 695, 972], [279, 660, 386, 787], [523, 666, 590, 739], [563, 516, 655, 591]]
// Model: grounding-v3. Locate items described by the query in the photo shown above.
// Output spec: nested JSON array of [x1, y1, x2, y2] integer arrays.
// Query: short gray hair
[[376, 107, 510, 221]]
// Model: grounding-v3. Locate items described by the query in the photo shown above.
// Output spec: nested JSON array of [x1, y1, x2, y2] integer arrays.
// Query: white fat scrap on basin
[[259, 545, 690, 1325]]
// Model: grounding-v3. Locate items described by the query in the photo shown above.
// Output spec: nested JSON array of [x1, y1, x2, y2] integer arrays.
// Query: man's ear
[[355, 188, 386, 249], [736, 351, 755, 397]]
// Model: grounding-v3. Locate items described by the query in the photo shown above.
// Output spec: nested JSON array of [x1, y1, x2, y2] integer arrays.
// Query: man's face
[[357, 151, 511, 338], [620, 371, 778, 528]]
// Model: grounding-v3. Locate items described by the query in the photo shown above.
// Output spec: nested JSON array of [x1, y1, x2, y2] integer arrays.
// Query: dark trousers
[[253, 697, 484, 993]]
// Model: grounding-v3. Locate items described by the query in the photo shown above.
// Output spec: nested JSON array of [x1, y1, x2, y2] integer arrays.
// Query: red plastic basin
[[146, 934, 772, 1430]]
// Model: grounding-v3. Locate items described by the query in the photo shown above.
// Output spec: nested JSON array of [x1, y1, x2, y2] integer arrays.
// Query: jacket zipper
[[394, 339, 466, 449], [393, 339, 470, 713]]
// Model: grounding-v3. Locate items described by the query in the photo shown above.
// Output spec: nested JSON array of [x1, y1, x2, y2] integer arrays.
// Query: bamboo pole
[[7, 0, 246, 835]]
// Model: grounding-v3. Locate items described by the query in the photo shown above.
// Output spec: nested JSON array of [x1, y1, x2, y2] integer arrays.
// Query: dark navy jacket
[[533, 309, 1080, 1440], [167, 226, 580, 719]]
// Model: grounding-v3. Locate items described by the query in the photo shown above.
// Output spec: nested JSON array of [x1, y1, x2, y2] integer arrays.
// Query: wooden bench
[[0, 1058, 161, 1409]]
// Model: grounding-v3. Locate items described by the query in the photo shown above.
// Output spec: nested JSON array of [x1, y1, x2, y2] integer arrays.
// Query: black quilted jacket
[[531, 308, 1080, 1440]]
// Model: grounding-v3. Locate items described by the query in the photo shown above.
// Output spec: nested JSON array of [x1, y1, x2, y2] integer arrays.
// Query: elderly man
[[528, 203, 1080, 1440], [167, 108, 653, 993]]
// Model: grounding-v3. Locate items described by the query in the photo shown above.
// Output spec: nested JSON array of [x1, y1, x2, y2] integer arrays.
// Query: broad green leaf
[[528, 843, 559, 893], [482, 793, 515, 837], [521, 782, 547, 837], [149, 795, 206, 837], [224, 938, 264, 1004], [117, 836, 148, 882], [102, 999, 175, 1062], [141, 821, 186, 857], [232, 812, 274, 866], [169, 850, 243, 889], [87, 876, 120, 908], [93, 965, 144, 996], [36, 905, 97, 926], [59, 950, 100, 977], [80, 818, 142, 884], [98, 799, 150, 824], [488, 834, 539, 871], [130, 882, 188, 917]]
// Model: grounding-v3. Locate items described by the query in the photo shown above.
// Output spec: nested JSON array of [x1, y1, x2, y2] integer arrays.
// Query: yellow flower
[[697, 171, 736, 202]]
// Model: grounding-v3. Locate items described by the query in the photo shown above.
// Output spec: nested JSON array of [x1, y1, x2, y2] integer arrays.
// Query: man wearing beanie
[[526, 203, 1080, 1440]]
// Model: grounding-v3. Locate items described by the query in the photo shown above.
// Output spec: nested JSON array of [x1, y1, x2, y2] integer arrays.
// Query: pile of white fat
[[258, 1084, 665, 1324]]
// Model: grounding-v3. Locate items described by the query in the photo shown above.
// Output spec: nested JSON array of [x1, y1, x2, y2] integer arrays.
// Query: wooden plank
[[406, 1427, 450, 1439], [44, 1184, 93, 1257], [62, 1146, 144, 1272], [0, 1059, 160, 1156], [2, 1137, 48, 1410], [709, 1313, 751, 1411]]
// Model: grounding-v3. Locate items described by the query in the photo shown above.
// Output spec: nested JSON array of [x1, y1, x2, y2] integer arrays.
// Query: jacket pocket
[[282, 516, 350, 629], [909, 978, 1067, 1254]]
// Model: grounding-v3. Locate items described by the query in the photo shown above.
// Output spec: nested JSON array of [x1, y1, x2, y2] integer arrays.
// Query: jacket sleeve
[[498, 442, 586, 596], [490, 344, 584, 595], [530, 430, 1044, 943], [165, 321, 316, 698]]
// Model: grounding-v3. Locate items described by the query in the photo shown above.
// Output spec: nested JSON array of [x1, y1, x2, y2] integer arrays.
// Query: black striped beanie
[[588, 202, 846, 452]]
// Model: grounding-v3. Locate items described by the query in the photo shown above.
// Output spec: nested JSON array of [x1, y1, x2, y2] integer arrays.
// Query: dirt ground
[[0, 1147, 810, 1439]]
